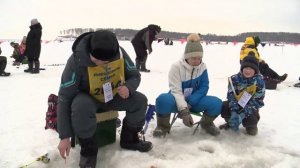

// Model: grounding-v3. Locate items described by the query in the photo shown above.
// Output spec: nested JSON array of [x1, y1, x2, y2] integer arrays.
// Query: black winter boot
[[78, 135, 98, 168], [79, 156, 97, 168], [31, 61, 40, 74], [219, 122, 230, 130], [140, 62, 150, 72], [0, 57, 10, 76], [24, 61, 33, 73], [0, 72, 10, 76], [246, 127, 258, 136], [120, 121, 153, 152], [200, 113, 220, 136], [278, 73, 288, 83], [153, 114, 171, 137], [219, 118, 230, 130]]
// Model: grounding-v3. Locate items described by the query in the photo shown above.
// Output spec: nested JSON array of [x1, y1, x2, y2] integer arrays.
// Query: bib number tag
[[103, 82, 113, 103], [238, 91, 252, 108], [184, 88, 193, 98]]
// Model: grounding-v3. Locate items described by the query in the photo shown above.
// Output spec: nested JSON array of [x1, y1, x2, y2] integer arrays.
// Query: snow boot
[[120, 121, 153, 152], [31, 61, 40, 74], [24, 61, 33, 73], [219, 117, 230, 130], [278, 73, 288, 82], [140, 62, 150, 72], [0, 56, 9, 76], [219, 122, 230, 130], [153, 114, 171, 137], [79, 156, 97, 168], [0, 72, 10, 76], [200, 113, 220, 136], [78, 135, 98, 168], [294, 82, 300, 88], [246, 127, 258, 136]]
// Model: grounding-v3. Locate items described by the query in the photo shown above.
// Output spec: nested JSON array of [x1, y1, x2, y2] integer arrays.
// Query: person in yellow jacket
[[240, 36, 287, 83]]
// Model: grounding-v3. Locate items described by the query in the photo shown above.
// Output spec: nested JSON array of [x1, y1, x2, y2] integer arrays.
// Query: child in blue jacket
[[220, 56, 265, 135]]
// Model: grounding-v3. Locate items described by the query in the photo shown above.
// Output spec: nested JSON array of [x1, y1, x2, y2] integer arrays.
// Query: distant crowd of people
[[0, 18, 42, 76]]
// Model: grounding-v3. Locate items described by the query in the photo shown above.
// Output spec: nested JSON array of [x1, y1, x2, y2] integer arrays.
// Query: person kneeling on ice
[[57, 30, 152, 168], [219, 56, 265, 135], [153, 33, 223, 137]]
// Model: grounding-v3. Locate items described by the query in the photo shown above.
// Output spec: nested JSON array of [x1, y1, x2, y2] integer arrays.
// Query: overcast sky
[[0, 0, 299, 40]]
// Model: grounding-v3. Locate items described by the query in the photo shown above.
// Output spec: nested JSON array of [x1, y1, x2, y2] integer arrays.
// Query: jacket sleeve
[[143, 31, 153, 52], [121, 47, 141, 94], [186, 70, 209, 106], [57, 55, 79, 139], [227, 76, 241, 113], [169, 63, 187, 111]]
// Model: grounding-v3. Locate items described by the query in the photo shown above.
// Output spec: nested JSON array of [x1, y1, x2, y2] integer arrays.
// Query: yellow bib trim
[[87, 58, 125, 102], [235, 83, 257, 101]]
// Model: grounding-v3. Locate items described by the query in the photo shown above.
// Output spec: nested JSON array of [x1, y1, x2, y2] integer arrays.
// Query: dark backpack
[[45, 94, 58, 131]]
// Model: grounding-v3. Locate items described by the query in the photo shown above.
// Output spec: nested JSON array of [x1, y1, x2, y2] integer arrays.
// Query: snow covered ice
[[0, 40, 300, 168]]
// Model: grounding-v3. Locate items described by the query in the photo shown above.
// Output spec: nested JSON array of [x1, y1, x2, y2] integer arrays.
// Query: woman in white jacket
[[154, 34, 222, 137]]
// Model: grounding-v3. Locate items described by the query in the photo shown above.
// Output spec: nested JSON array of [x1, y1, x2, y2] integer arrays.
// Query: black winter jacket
[[25, 23, 42, 59], [57, 33, 140, 139], [131, 25, 160, 52]]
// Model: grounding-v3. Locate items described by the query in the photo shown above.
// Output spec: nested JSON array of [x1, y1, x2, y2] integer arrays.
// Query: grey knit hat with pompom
[[184, 33, 203, 59]]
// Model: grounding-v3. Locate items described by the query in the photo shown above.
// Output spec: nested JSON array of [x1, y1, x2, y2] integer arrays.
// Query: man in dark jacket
[[0, 47, 10, 76], [131, 24, 161, 72], [24, 18, 42, 73], [57, 30, 152, 168]]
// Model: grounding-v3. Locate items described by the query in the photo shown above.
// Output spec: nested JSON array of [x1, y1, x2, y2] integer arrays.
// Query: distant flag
[[180, 38, 187, 44]]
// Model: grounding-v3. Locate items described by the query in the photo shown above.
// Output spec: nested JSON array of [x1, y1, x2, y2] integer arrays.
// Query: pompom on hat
[[184, 33, 203, 59], [90, 30, 119, 61], [30, 18, 39, 26], [241, 55, 259, 74]]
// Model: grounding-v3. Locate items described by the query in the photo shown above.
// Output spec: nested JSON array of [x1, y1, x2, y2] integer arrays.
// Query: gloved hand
[[178, 108, 194, 127], [228, 112, 245, 131]]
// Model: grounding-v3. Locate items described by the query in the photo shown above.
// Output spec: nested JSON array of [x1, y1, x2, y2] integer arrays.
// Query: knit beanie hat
[[184, 33, 203, 59], [90, 30, 119, 61], [241, 56, 259, 74], [31, 19, 39, 25]]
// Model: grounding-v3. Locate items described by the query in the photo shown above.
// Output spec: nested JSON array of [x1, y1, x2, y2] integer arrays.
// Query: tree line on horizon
[[59, 28, 300, 44]]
